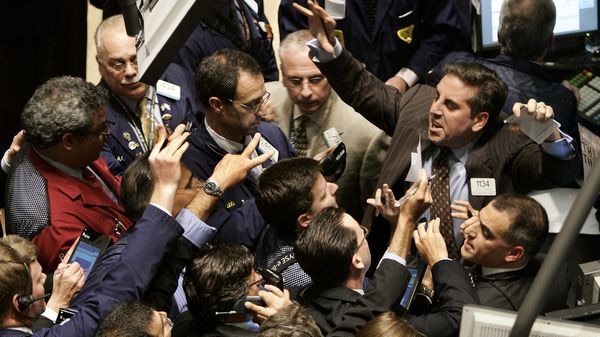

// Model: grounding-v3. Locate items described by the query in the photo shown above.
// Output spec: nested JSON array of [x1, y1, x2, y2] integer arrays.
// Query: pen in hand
[[393, 174, 436, 208]]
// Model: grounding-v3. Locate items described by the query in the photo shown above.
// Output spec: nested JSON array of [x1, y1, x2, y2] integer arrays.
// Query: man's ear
[[297, 212, 312, 229], [471, 112, 489, 133], [351, 252, 365, 271], [209, 96, 225, 113], [11, 294, 22, 314], [60, 133, 76, 151], [504, 245, 525, 263]]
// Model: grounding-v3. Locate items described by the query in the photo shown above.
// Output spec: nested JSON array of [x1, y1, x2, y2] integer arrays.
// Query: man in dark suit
[[182, 49, 296, 250], [95, 15, 200, 175], [295, 173, 478, 337], [458, 193, 569, 312], [0, 124, 190, 337], [295, 0, 581, 265], [175, 0, 278, 82], [278, 0, 470, 92]]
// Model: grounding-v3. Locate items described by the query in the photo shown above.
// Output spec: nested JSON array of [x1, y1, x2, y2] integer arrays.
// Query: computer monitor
[[475, 0, 599, 52], [459, 304, 600, 337], [132, 0, 209, 84]]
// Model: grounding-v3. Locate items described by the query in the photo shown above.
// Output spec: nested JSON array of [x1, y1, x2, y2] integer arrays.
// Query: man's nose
[[328, 182, 338, 195], [124, 62, 137, 77]]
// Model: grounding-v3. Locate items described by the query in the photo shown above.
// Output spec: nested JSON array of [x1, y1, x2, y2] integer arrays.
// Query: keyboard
[[570, 68, 600, 125]]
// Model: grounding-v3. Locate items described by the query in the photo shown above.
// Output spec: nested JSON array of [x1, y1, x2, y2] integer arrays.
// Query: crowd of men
[[0, 0, 590, 336]]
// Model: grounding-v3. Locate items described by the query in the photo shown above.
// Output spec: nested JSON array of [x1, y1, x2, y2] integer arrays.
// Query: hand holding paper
[[506, 99, 561, 144]]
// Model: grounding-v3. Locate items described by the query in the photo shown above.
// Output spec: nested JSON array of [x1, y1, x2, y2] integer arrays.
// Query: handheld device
[[56, 307, 78, 325], [400, 261, 426, 310], [255, 267, 284, 290], [216, 296, 266, 316], [68, 228, 111, 278], [319, 142, 347, 182]]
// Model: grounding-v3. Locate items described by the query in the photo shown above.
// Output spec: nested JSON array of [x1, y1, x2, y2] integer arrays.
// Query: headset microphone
[[18, 294, 51, 312]]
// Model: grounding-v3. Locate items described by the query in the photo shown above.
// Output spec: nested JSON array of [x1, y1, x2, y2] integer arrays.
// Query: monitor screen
[[477, 0, 599, 50], [69, 241, 102, 278], [459, 304, 600, 337], [134, 0, 209, 84]]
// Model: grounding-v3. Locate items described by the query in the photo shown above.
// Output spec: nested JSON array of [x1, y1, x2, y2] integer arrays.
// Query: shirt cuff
[[41, 308, 58, 323], [377, 250, 407, 269], [176, 208, 217, 249], [1, 149, 11, 174], [149, 203, 172, 217], [394, 67, 419, 87], [307, 37, 343, 63], [541, 130, 576, 160]]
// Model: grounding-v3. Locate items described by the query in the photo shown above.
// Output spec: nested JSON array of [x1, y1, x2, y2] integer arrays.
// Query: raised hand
[[367, 183, 399, 225], [210, 133, 274, 191], [413, 218, 449, 267], [148, 124, 190, 213], [46, 262, 86, 311], [293, 0, 337, 55], [244, 284, 293, 324]]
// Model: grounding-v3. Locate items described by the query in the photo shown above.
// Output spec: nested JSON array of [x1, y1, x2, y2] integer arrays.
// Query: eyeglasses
[[102, 58, 138, 72], [248, 276, 266, 289], [87, 123, 111, 137], [223, 92, 271, 114], [284, 75, 327, 89], [355, 225, 369, 251]]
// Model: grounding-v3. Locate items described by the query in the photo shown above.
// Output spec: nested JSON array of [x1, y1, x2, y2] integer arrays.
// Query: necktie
[[83, 167, 118, 204], [365, 0, 378, 34], [234, 0, 250, 47], [82, 167, 102, 191], [292, 115, 309, 157], [430, 147, 460, 260], [138, 97, 153, 148]]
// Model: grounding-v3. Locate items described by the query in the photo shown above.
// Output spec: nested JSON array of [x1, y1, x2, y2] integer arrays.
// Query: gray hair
[[22, 76, 108, 148], [278, 29, 313, 61], [95, 14, 126, 58], [498, 0, 556, 60]]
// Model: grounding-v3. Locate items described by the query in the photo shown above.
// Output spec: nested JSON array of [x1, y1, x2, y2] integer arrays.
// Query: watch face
[[204, 180, 223, 197]]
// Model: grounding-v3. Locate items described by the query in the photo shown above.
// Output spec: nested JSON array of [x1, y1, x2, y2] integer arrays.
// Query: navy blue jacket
[[100, 63, 200, 175], [0, 205, 182, 337], [175, 0, 278, 82], [427, 52, 579, 141], [278, 0, 470, 81], [182, 121, 296, 249]]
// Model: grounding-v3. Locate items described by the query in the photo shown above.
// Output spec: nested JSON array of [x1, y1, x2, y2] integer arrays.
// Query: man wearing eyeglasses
[[181, 48, 296, 250], [5, 76, 134, 272], [266, 30, 390, 222], [95, 15, 200, 175]]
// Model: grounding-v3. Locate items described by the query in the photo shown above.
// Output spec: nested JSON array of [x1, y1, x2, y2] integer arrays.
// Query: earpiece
[[17, 295, 35, 312]]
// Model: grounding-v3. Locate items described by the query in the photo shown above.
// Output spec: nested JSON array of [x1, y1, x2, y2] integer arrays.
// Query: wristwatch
[[419, 286, 435, 299], [203, 179, 224, 197]]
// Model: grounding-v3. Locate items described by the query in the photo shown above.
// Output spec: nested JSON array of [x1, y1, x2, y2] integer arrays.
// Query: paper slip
[[405, 135, 422, 182], [504, 106, 561, 144]]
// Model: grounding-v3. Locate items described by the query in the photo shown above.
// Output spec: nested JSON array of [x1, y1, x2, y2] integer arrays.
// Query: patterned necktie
[[365, 0, 378, 34], [138, 97, 153, 148], [292, 115, 309, 157], [430, 147, 460, 260]]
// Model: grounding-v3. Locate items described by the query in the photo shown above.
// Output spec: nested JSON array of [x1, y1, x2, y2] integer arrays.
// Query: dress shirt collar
[[482, 263, 527, 277], [2, 326, 33, 334], [33, 147, 83, 180], [204, 119, 251, 154], [449, 141, 475, 165]]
